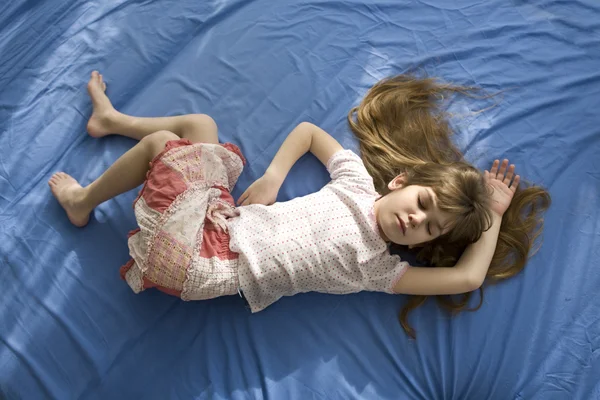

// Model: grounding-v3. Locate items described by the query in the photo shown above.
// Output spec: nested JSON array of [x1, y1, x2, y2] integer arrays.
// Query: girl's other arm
[[393, 213, 502, 295], [238, 122, 342, 206]]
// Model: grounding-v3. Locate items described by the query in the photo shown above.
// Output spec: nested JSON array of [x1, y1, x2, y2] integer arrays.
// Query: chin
[[389, 237, 408, 246]]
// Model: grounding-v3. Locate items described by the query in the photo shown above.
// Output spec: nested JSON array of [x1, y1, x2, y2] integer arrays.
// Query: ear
[[388, 173, 407, 191]]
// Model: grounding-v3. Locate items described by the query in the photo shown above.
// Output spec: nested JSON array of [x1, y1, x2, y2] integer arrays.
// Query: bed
[[1, 0, 599, 398]]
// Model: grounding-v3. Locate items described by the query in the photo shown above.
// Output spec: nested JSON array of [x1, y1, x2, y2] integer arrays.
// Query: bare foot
[[86, 71, 118, 138], [48, 173, 91, 227]]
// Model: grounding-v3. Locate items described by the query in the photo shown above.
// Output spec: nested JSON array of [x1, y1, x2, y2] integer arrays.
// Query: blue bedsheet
[[1, 0, 599, 398]]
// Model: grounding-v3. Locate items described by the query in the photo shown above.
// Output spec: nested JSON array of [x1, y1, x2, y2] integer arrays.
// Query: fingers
[[510, 175, 520, 192], [496, 159, 509, 178], [490, 159, 515, 180], [237, 190, 249, 206], [489, 160, 500, 176], [239, 194, 275, 206], [503, 164, 515, 186]]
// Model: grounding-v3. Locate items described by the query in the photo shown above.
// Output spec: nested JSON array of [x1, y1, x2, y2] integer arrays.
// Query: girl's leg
[[86, 71, 218, 144], [49, 130, 179, 227]]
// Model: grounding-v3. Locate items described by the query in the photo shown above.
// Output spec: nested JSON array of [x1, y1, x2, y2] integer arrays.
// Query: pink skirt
[[120, 139, 245, 300]]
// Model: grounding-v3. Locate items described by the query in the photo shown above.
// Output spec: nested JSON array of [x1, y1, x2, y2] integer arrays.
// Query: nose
[[408, 210, 426, 227]]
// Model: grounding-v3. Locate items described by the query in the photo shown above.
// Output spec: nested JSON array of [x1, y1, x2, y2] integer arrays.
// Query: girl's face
[[374, 175, 453, 246]]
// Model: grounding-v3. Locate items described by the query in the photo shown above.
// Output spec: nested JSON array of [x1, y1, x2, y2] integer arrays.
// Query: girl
[[49, 72, 545, 336], [349, 75, 550, 335]]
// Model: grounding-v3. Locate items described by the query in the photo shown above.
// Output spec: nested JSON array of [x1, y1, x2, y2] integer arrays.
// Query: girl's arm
[[393, 213, 502, 295], [238, 122, 342, 206], [393, 160, 520, 295], [267, 122, 343, 177]]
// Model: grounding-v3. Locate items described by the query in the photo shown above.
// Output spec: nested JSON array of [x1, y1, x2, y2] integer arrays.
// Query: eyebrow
[[426, 190, 445, 233]]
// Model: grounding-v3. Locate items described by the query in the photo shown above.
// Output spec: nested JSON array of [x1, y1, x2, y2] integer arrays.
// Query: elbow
[[297, 121, 315, 130], [465, 273, 485, 292], [297, 122, 317, 140], [296, 121, 317, 137]]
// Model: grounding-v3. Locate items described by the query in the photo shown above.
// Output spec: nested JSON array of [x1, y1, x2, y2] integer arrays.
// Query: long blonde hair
[[348, 75, 551, 337]]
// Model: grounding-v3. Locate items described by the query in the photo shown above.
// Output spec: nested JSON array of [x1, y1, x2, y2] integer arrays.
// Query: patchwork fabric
[[120, 139, 245, 300]]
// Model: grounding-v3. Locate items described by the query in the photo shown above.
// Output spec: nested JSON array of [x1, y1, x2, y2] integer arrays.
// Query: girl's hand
[[485, 159, 520, 217], [237, 171, 282, 206]]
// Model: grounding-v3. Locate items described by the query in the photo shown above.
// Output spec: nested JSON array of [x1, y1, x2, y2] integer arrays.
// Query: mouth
[[397, 216, 406, 236]]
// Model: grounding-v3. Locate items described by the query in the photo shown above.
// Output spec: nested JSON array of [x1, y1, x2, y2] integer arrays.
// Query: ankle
[[78, 186, 95, 210], [104, 108, 120, 126]]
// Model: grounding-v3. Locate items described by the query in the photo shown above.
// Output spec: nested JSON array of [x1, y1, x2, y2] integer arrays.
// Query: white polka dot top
[[228, 150, 409, 313]]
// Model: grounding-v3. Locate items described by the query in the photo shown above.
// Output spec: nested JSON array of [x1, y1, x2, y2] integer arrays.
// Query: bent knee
[[142, 130, 179, 144], [141, 130, 179, 153], [183, 114, 218, 144], [188, 114, 217, 131]]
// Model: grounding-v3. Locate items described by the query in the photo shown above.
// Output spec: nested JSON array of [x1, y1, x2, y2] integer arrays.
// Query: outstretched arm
[[237, 122, 343, 206], [393, 159, 520, 295]]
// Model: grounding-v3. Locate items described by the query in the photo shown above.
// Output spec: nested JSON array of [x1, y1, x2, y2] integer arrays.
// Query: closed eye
[[419, 195, 432, 235]]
